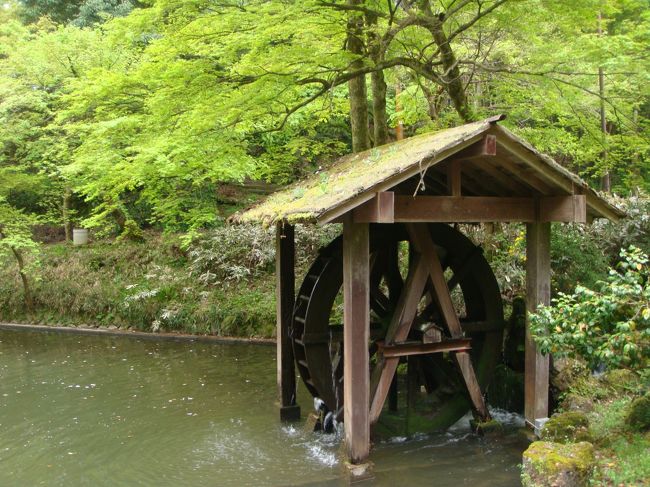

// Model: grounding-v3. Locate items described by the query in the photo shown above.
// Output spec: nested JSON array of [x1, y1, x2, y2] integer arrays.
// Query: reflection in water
[[0, 329, 526, 486]]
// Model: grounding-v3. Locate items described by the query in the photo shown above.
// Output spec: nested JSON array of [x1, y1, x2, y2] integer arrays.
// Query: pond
[[0, 328, 527, 486]]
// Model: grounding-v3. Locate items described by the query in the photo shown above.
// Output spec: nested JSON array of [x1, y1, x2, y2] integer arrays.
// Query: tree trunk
[[416, 1, 474, 122], [371, 70, 388, 146], [63, 186, 72, 242], [347, 0, 371, 152], [430, 17, 474, 123], [10, 246, 34, 312], [366, 11, 389, 147], [597, 12, 610, 192], [395, 82, 404, 141]]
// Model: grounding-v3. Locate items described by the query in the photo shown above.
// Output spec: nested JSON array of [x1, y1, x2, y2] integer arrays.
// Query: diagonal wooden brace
[[406, 223, 491, 421], [369, 252, 429, 424]]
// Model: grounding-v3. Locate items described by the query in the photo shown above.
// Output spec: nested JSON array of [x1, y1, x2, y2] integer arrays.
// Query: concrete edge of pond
[[0, 322, 275, 346]]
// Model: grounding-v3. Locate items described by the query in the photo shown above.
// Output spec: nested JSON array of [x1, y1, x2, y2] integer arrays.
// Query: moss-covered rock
[[541, 412, 592, 443], [522, 441, 595, 487], [470, 418, 504, 436], [551, 358, 589, 394], [625, 393, 650, 431], [560, 393, 594, 414], [602, 369, 643, 394]]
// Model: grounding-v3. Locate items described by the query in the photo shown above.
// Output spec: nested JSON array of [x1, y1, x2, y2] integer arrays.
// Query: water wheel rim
[[291, 223, 504, 423]]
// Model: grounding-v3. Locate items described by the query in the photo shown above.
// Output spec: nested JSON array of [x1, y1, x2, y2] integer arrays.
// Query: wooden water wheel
[[291, 223, 504, 430]]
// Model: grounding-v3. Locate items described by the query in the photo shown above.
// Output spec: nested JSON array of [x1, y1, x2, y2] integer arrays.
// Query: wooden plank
[[406, 223, 490, 420], [464, 159, 530, 195], [369, 253, 429, 424], [496, 158, 555, 195], [396, 196, 535, 223], [447, 160, 462, 196], [539, 195, 587, 223], [378, 338, 471, 358], [342, 216, 370, 464], [525, 222, 551, 427], [494, 126, 623, 221], [275, 223, 300, 421], [353, 196, 588, 223], [353, 191, 395, 223]]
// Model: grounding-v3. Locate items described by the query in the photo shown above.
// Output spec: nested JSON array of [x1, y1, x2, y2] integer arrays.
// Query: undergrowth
[[0, 225, 341, 338]]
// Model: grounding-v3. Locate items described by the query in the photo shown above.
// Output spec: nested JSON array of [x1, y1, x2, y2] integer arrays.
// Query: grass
[[0, 232, 277, 338], [588, 396, 650, 485]]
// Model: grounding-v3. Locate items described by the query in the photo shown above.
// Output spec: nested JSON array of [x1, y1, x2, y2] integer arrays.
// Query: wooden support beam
[[342, 216, 370, 464], [539, 195, 587, 223], [378, 338, 471, 358], [525, 222, 551, 427], [369, 252, 429, 424], [353, 191, 394, 223], [395, 196, 533, 222], [353, 195, 587, 223], [407, 224, 491, 421], [275, 222, 300, 421], [447, 160, 462, 196]]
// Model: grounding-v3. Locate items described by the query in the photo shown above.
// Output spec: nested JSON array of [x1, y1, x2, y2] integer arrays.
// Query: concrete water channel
[[0, 328, 527, 486]]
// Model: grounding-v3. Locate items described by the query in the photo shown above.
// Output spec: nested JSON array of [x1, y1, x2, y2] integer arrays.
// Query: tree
[[5, 0, 648, 238]]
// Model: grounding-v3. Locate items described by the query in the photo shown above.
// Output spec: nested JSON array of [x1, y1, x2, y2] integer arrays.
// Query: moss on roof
[[236, 116, 500, 225], [234, 115, 623, 225]]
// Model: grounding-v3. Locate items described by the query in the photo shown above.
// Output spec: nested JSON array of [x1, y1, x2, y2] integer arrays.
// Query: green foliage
[[550, 223, 609, 294], [3, 0, 649, 236], [588, 395, 650, 484], [17, 0, 85, 24], [0, 234, 278, 336], [0, 199, 40, 270], [593, 196, 650, 259], [531, 246, 650, 371]]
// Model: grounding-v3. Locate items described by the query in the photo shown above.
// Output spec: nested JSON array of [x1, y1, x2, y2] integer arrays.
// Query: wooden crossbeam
[[354, 194, 587, 223], [378, 338, 471, 358]]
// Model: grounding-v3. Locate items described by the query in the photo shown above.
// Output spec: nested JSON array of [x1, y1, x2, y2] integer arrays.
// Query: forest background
[[0, 0, 649, 335]]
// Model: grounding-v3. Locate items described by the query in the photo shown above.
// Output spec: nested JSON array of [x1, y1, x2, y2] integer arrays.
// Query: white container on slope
[[72, 228, 89, 246]]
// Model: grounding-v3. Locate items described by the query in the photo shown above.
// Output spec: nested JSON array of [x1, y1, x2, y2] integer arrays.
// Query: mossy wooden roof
[[236, 115, 623, 225]]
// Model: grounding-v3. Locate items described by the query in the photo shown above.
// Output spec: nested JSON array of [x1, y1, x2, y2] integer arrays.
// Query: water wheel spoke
[[370, 288, 390, 318]]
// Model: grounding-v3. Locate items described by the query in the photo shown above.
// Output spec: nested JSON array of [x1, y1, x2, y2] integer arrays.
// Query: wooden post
[[276, 222, 300, 421], [342, 215, 370, 464], [525, 222, 551, 427]]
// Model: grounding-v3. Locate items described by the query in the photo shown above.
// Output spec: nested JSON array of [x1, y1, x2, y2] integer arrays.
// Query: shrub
[[187, 223, 342, 285], [531, 246, 649, 372], [592, 196, 650, 261], [188, 224, 276, 285]]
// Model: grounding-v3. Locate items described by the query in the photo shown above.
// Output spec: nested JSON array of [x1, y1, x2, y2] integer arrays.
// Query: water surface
[[0, 329, 526, 486]]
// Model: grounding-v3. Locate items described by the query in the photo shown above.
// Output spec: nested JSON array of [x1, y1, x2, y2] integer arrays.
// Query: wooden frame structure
[[238, 116, 623, 466]]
